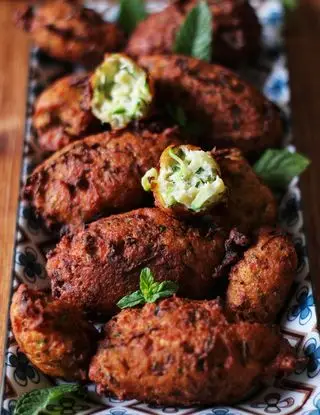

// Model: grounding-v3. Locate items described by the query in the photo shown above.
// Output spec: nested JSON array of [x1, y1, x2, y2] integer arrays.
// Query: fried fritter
[[15, 0, 124, 66], [142, 144, 227, 217], [47, 208, 227, 315], [23, 128, 182, 229], [10, 284, 97, 380], [89, 296, 297, 405], [33, 74, 100, 152], [139, 55, 283, 157], [212, 148, 277, 232], [226, 227, 297, 323], [126, 0, 261, 67]]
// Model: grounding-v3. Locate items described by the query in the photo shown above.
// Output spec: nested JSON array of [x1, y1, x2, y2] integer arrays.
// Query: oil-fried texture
[[47, 208, 226, 315], [226, 227, 297, 323], [33, 74, 100, 152], [15, 0, 124, 66], [139, 55, 283, 157], [89, 297, 297, 405], [10, 284, 97, 380], [23, 128, 182, 229], [126, 0, 261, 67], [212, 148, 277, 232]]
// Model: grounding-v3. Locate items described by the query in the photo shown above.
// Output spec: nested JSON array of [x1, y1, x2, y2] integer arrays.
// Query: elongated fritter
[[15, 0, 124, 66], [226, 227, 297, 323], [33, 74, 100, 152], [47, 208, 227, 315], [24, 128, 182, 229], [10, 284, 97, 380], [89, 297, 297, 405], [126, 0, 261, 67], [139, 55, 283, 157], [212, 148, 277, 232]]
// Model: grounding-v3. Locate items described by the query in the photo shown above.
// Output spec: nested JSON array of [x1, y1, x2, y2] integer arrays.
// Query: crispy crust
[[23, 128, 182, 229], [126, 0, 261, 67], [226, 227, 298, 323], [15, 0, 124, 66], [33, 73, 101, 152], [139, 55, 283, 158], [89, 296, 297, 405], [211, 148, 278, 232], [10, 284, 97, 380], [47, 208, 226, 315]]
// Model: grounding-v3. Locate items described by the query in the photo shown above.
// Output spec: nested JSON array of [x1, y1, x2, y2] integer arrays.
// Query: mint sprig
[[117, 267, 179, 309], [14, 384, 85, 415], [173, 0, 213, 62], [254, 149, 310, 189], [118, 0, 147, 35]]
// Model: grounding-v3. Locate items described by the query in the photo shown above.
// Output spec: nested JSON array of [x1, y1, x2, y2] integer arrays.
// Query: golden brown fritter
[[126, 0, 261, 67], [47, 208, 227, 315], [212, 148, 277, 232], [33, 73, 100, 152], [89, 296, 298, 405], [139, 55, 283, 157], [15, 0, 124, 66], [23, 128, 182, 229], [10, 284, 97, 380], [226, 227, 297, 323]]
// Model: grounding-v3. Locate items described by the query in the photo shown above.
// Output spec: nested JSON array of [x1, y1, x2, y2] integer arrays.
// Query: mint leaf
[[254, 149, 310, 189], [117, 290, 145, 309], [173, 0, 213, 62], [117, 268, 179, 309], [282, 0, 297, 10], [165, 104, 204, 136], [140, 267, 155, 300], [118, 0, 147, 35], [14, 384, 83, 415]]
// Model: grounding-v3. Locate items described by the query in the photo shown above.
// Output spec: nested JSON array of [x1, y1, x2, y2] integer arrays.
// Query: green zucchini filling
[[91, 54, 152, 129], [142, 146, 227, 212]]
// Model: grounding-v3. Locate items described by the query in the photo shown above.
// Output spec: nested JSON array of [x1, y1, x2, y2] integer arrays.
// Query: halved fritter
[[226, 227, 297, 323], [15, 0, 124, 66], [212, 148, 277, 232], [139, 55, 283, 158], [126, 0, 261, 67], [23, 128, 182, 229], [10, 284, 97, 380], [89, 297, 297, 405], [142, 144, 227, 217], [47, 208, 227, 315], [33, 73, 100, 152]]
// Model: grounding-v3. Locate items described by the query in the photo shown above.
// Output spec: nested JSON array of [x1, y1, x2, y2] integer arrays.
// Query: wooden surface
[[0, 0, 320, 376]]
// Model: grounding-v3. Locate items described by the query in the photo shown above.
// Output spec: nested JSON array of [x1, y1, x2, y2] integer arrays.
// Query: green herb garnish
[[14, 384, 86, 415], [254, 148, 310, 189], [117, 267, 178, 309], [173, 0, 213, 62], [118, 0, 147, 35]]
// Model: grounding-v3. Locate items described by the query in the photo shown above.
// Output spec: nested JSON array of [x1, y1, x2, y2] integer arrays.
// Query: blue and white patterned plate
[[1, 1, 318, 414]]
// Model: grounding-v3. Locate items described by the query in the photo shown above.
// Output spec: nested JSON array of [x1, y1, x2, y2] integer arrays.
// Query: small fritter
[[139, 55, 283, 157], [142, 144, 227, 217], [89, 297, 298, 405], [126, 0, 261, 67], [23, 128, 182, 229], [15, 0, 124, 66], [47, 208, 227, 315], [226, 227, 297, 323], [10, 284, 97, 380], [212, 148, 277, 232], [90, 54, 154, 130], [33, 74, 100, 152]]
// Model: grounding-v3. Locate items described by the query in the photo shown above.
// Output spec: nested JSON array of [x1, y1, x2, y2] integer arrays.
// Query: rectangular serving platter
[[1, 1, 320, 414]]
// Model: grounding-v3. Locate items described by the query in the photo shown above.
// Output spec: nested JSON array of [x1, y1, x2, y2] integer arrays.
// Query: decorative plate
[[1, 1, 319, 414]]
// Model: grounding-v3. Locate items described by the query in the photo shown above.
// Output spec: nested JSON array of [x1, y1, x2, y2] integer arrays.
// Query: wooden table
[[0, 0, 320, 376]]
